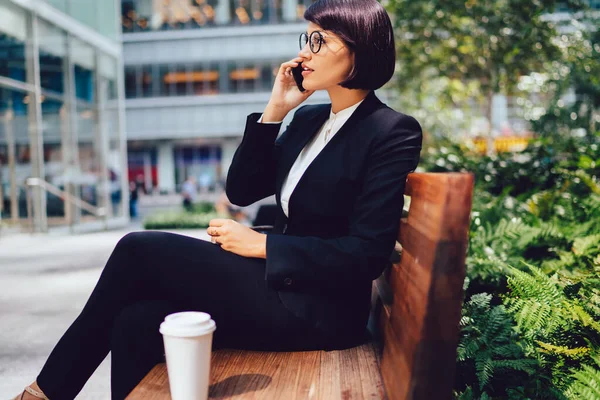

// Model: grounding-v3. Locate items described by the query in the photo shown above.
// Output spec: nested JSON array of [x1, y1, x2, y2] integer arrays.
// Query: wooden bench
[[128, 172, 474, 400]]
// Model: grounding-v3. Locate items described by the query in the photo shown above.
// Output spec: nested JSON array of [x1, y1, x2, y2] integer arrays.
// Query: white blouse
[[258, 98, 365, 217]]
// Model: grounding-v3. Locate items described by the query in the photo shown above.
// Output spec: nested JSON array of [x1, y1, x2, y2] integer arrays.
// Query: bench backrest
[[372, 172, 474, 400]]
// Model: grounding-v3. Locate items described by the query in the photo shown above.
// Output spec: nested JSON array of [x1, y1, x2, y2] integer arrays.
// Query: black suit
[[33, 91, 421, 400], [227, 90, 423, 339]]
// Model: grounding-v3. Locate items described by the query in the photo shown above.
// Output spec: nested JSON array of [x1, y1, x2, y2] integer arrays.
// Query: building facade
[[121, 0, 599, 195], [121, 0, 393, 194], [0, 0, 127, 232]]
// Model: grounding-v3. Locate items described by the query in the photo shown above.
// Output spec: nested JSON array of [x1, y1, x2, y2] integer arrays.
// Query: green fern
[[537, 342, 592, 359], [564, 357, 600, 400], [505, 263, 600, 338], [455, 293, 538, 397], [572, 234, 600, 256]]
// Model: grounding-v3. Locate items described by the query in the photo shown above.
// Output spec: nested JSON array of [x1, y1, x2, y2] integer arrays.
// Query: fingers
[[208, 219, 236, 236], [208, 226, 221, 244], [279, 57, 304, 77], [209, 218, 229, 227]]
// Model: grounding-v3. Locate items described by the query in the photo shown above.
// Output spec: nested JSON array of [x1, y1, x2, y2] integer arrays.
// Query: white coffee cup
[[160, 312, 217, 400]]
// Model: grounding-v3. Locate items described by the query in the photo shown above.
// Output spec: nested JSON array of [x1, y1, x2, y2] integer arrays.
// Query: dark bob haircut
[[304, 0, 395, 91]]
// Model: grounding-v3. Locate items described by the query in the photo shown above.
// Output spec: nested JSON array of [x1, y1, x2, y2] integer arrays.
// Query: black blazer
[[226, 90, 422, 346]]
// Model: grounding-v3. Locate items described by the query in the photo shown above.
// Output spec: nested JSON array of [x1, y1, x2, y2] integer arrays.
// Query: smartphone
[[292, 63, 306, 92]]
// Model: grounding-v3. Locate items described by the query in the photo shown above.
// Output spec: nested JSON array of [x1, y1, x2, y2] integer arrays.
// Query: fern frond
[[476, 358, 494, 389], [536, 341, 592, 358], [564, 302, 600, 333], [491, 359, 538, 374], [565, 357, 600, 400], [573, 234, 600, 256]]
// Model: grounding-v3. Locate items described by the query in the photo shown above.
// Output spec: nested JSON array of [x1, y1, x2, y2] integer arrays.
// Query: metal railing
[[25, 177, 107, 232]]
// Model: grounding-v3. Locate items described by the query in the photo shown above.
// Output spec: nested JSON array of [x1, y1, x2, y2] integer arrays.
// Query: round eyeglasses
[[299, 31, 326, 54]]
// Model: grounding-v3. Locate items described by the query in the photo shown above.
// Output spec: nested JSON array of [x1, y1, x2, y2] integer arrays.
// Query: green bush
[[187, 201, 216, 214], [420, 132, 600, 398], [143, 211, 220, 230]]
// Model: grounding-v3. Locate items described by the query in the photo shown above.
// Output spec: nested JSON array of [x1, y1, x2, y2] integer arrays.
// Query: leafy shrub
[[421, 132, 600, 398], [143, 211, 221, 230]]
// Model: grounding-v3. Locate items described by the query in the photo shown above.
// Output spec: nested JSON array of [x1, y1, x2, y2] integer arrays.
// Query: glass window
[[0, 0, 27, 84], [228, 62, 260, 93], [159, 64, 174, 96], [231, 0, 251, 25], [74, 102, 98, 215], [98, 55, 118, 100], [40, 98, 65, 217], [124, 61, 287, 97], [260, 63, 276, 91], [188, 63, 220, 95], [121, 1, 136, 33], [41, 98, 64, 146], [0, 86, 31, 219], [296, 0, 316, 20], [122, 0, 262, 32], [141, 64, 155, 97], [70, 38, 96, 103], [168, 64, 190, 96], [38, 20, 67, 95], [190, 0, 219, 28], [125, 66, 138, 98], [230, 0, 282, 25]]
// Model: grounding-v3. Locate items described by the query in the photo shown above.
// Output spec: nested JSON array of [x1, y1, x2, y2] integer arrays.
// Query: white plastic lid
[[160, 311, 216, 337]]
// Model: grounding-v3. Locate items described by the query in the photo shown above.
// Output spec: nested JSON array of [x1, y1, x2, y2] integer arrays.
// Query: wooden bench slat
[[379, 173, 473, 400], [128, 344, 386, 399], [128, 365, 170, 399]]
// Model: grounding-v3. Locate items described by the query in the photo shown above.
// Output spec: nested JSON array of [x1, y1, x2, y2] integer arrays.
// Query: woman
[[14, 0, 422, 398]]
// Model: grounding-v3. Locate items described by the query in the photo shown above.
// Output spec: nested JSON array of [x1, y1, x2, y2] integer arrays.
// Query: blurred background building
[[2, 0, 596, 232], [0, 0, 127, 233], [121, 0, 390, 195], [120, 0, 599, 195]]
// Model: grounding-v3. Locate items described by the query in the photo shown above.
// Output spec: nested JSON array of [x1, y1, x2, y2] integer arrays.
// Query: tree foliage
[[385, 0, 593, 137]]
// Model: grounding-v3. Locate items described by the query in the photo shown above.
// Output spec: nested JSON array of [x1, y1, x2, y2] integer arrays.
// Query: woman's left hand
[[207, 219, 267, 259]]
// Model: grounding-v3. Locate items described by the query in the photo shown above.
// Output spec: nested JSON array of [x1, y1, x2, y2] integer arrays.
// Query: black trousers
[[36, 231, 333, 400]]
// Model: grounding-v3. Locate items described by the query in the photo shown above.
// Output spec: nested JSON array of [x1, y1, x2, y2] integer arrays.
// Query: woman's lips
[[301, 70, 313, 76]]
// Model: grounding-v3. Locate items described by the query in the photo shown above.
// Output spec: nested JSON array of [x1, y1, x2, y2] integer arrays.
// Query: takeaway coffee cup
[[160, 312, 217, 400]]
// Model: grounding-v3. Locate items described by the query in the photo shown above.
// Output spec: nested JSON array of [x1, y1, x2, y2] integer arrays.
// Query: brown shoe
[[13, 385, 50, 400]]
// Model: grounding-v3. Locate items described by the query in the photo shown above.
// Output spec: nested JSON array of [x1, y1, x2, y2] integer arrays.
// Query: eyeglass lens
[[299, 32, 323, 53]]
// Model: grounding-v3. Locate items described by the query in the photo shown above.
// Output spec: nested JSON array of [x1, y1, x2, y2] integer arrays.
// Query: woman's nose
[[298, 43, 311, 59]]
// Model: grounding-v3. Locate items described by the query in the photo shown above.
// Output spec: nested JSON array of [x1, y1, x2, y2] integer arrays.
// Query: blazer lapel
[[276, 104, 331, 199], [275, 90, 384, 212]]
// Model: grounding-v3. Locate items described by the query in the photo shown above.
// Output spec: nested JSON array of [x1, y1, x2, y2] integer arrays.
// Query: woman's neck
[[326, 86, 370, 114]]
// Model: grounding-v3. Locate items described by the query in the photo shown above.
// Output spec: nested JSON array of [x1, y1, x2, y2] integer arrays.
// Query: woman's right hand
[[267, 57, 316, 114]]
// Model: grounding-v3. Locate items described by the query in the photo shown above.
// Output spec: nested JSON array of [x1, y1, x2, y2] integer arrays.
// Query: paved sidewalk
[[0, 228, 210, 399]]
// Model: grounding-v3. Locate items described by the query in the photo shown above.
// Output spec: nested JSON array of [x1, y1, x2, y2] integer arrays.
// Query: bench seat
[[128, 342, 386, 399]]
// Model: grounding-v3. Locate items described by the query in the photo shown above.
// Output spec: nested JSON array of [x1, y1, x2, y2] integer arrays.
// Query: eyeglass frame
[[299, 31, 328, 54]]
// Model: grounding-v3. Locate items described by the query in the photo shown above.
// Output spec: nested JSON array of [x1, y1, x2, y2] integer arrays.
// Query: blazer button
[[283, 278, 293, 286]]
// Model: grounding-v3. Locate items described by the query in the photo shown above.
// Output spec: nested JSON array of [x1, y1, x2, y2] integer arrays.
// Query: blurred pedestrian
[[129, 181, 139, 218], [181, 176, 198, 211]]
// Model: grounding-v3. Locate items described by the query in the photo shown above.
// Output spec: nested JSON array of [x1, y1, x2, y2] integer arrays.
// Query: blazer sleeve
[[226, 107, 305, 206], [265, 115, 423, 292]]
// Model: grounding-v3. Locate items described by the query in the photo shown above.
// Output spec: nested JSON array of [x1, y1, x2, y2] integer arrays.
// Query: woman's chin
[[302, 81, 320, 91]]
